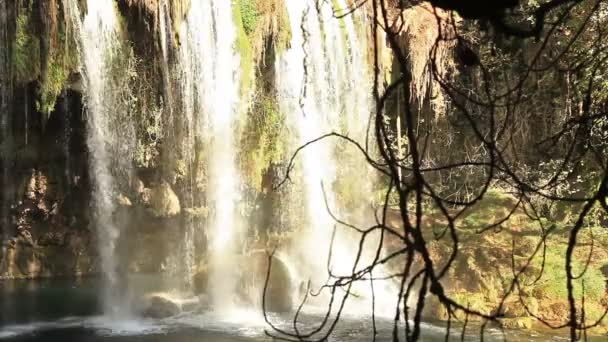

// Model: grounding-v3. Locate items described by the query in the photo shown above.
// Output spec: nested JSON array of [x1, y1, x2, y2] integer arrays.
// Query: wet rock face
[[0, 86, 98, 279], [192, 265, 208, 294]]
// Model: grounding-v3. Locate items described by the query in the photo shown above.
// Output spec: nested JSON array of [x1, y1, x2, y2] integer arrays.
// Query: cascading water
[[66, 0, 134, 316], [158, 0, 174, 119], [277, 0, 393, 314], [179, 0, 242, 310]]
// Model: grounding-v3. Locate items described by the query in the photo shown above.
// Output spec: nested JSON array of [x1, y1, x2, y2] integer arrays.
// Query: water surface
[[0, 277, 596, 341]]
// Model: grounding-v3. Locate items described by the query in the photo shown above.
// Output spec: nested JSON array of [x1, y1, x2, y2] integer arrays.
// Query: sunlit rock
[[117, 193, 132, 207], [133, 177, 145, 195], [148, 181, 181, 217], [141, 292, 202, 318]]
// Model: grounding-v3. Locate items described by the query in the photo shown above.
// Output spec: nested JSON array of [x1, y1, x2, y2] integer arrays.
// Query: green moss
[[38, 56, 65, 114], [13, 10, 41, 83], [239, 95, 286, 190], [12, 2, 79, 114], [239, 0, 261, 36], [274, 1, 292, 55], [461, 188, 516, 229], [38, 39, 78, 113], [233, 0, 254, 97]]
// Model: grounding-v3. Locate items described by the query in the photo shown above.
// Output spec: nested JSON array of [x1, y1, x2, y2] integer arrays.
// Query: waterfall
[[66, 0, 134, 316], [179, 0, 242, 310], [276, 0, 339, 282], [277, 0, 393, 312], [0, 0, 12, 241]]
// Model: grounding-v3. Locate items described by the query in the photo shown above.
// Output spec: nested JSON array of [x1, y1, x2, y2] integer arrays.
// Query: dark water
[[0, 277, 597, 341]]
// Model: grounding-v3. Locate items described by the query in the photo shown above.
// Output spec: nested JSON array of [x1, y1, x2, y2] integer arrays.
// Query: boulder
[[241, 251, 294, 313], [117, 193, 133, 207], [142, 294, 181, 319], [192, 265, 208, 294], [133, 177, 145, 195], [148, 182, 181, 217]]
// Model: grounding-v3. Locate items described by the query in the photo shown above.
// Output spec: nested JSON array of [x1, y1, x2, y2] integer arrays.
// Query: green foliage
[[529, 242, 605, 302], [274, 4, 292, 55], [233, 0, 295, 94], [422, 186, 607, 326]]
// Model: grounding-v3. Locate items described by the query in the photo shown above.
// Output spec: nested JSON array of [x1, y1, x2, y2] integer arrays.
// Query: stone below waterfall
[[148, 182, 181, 217], [141, 293, 203, 318], [192, 253, 294, 313], [142, 293, 182, 318], [243, 252, 294, 313]]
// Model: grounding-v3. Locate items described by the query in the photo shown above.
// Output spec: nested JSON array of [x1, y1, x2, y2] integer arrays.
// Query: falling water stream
[[0, 0, 12, 242], [179, 0, 242, 311], [61, 0, 383, 321], [277, 0, 395, 314], [277, 0, 341, 284], [66, 0, 134, 316]]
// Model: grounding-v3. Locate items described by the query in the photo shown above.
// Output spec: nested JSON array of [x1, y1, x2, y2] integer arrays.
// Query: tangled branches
[[265, 0, 608, 341]]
